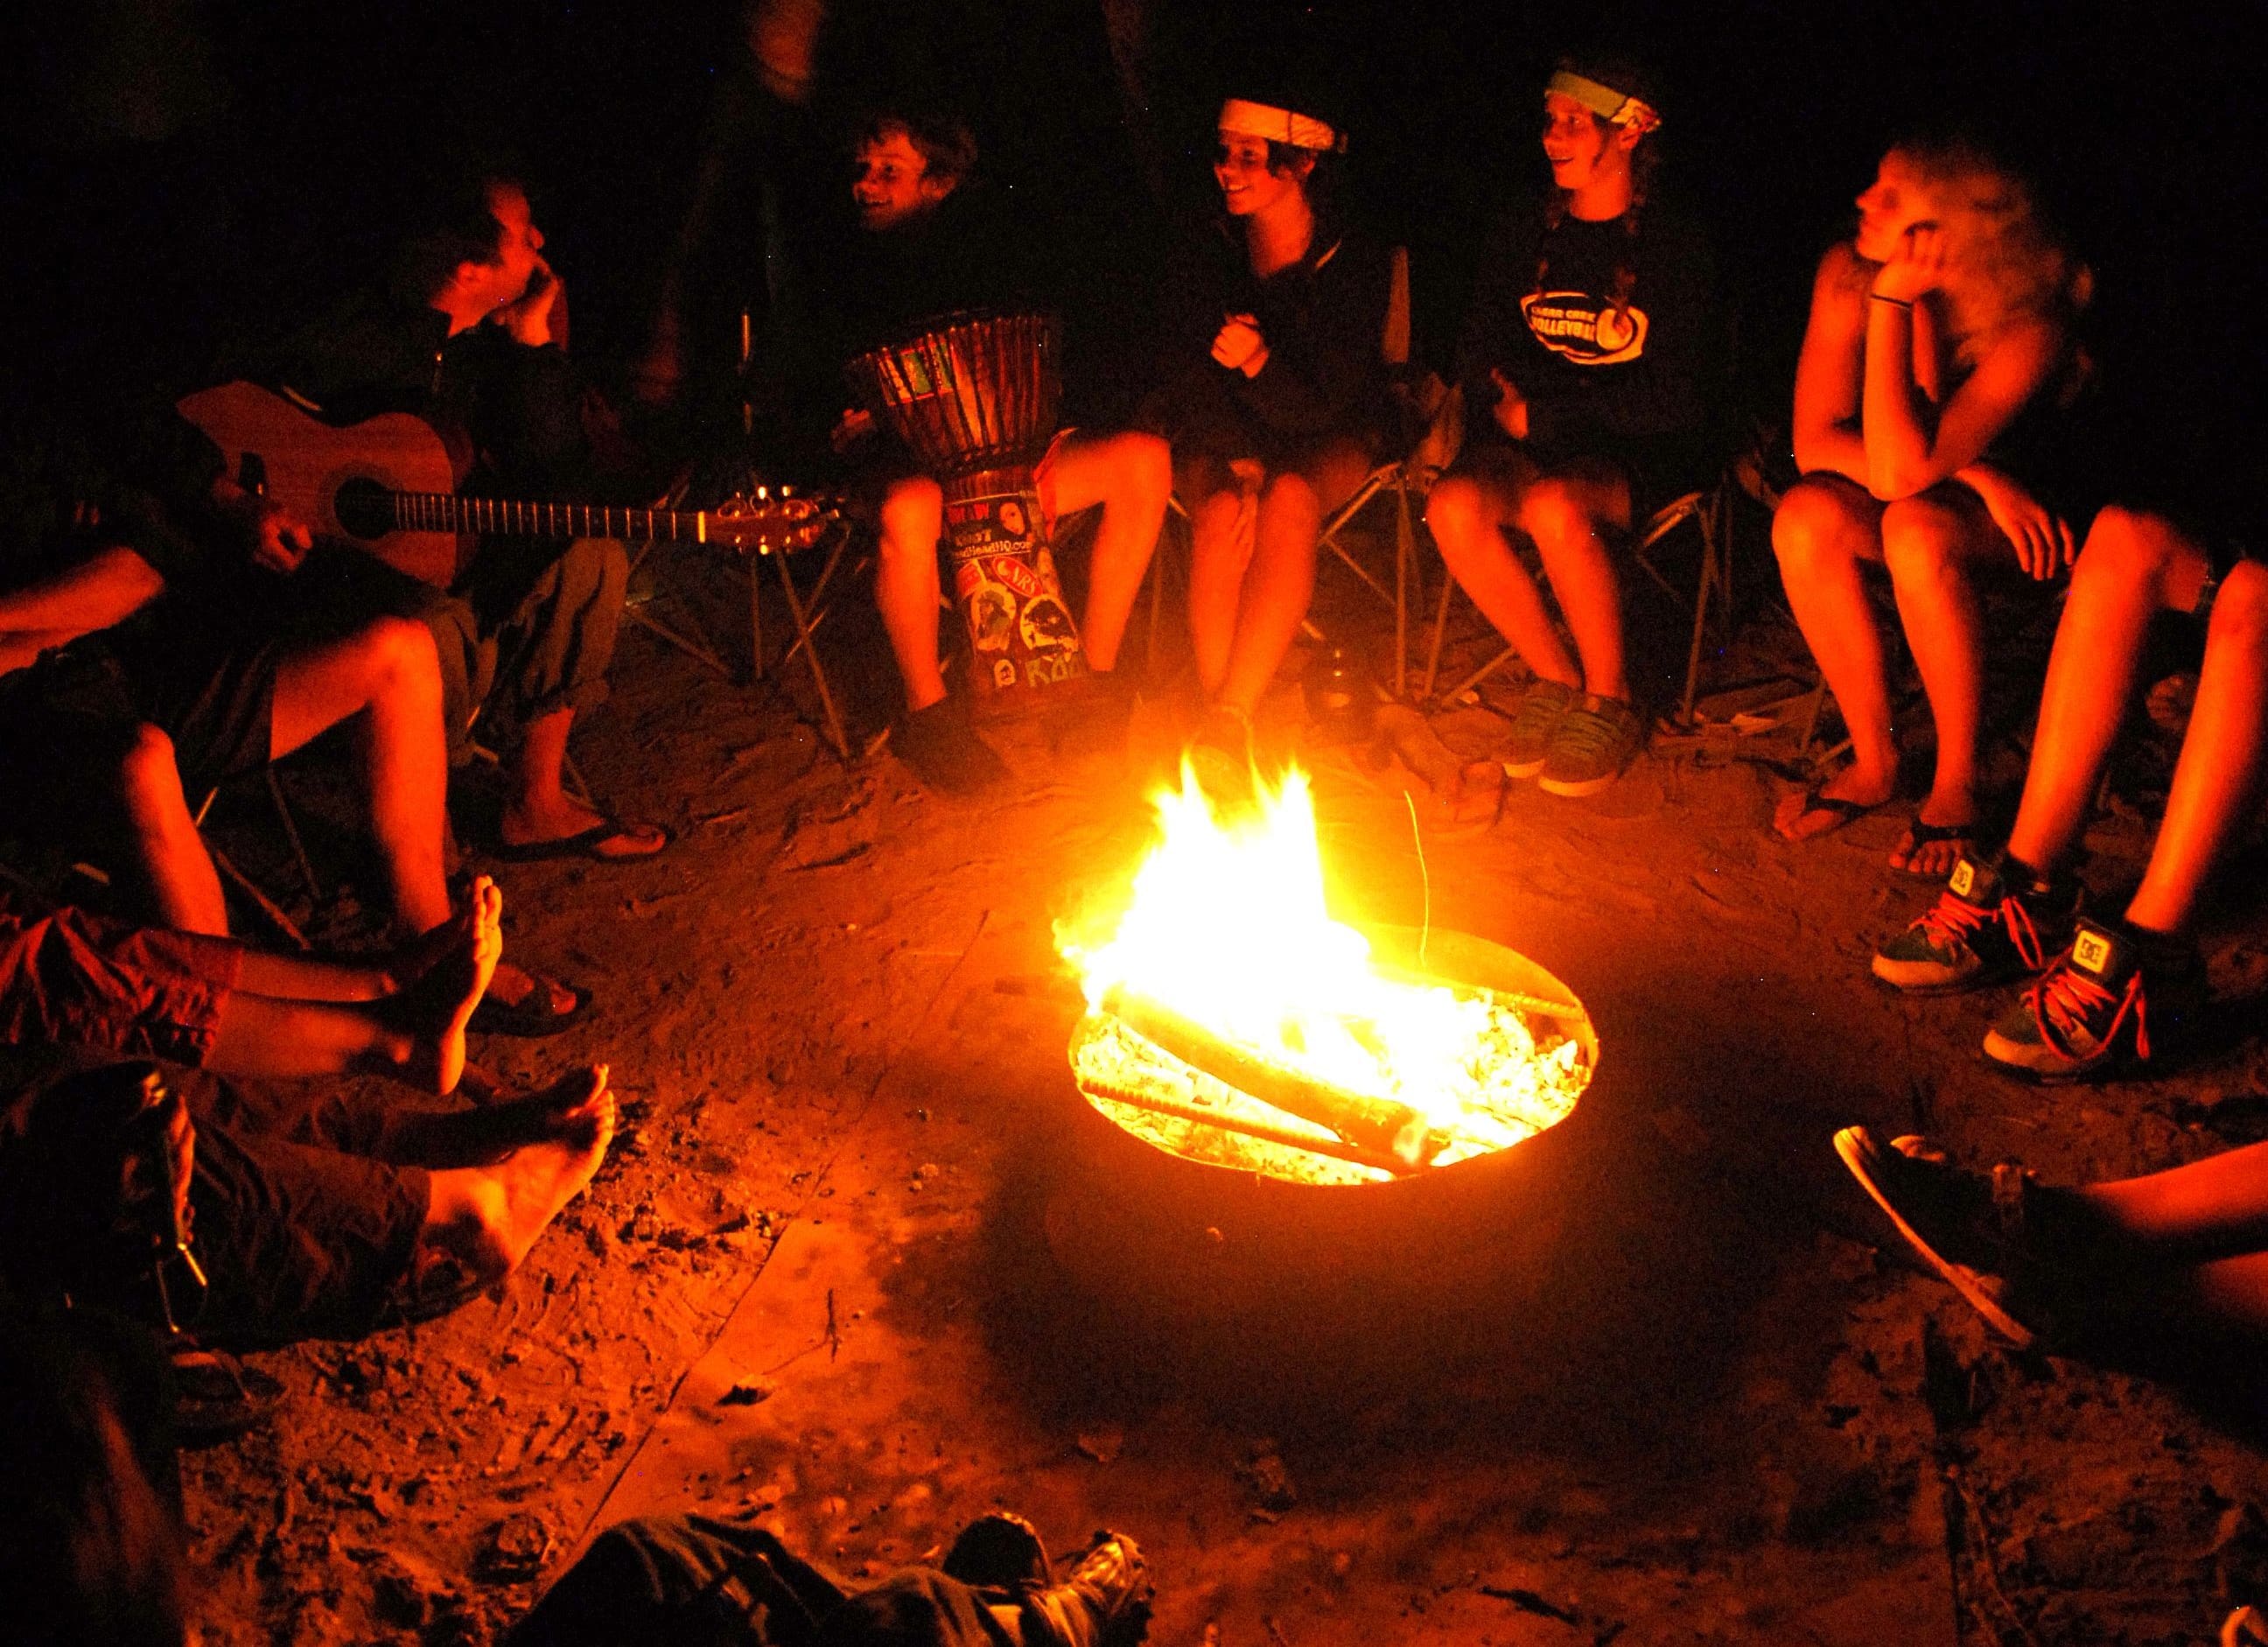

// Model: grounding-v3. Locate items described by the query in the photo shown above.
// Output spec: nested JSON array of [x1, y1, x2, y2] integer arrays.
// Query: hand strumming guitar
[[210, 474, 314, 575], [830, 407, 877, 456]]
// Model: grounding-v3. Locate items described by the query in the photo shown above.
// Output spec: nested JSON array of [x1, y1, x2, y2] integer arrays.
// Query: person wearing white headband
[[1424, 54, 1715, 800], [1144, 90, 1393, 786]]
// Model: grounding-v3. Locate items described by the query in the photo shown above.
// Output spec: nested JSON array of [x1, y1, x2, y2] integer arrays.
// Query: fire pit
[[1040, 768, 1604, 1374]]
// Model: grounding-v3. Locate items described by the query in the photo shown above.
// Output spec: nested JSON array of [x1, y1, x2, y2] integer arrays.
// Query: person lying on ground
[[0, 1048, 614, 1346], [1871, 512, 2263, 1081], [1772, 130, 2096, 877], [821, 106, 1170, 794], [510, 1508, 1151, 1647], [1837, 1125, 2268, 1357], [1425, 53, 1715, 800], [1, 875, 502, 1097], [236, 166, 668, 869], [1142, 86, 1393, 788]]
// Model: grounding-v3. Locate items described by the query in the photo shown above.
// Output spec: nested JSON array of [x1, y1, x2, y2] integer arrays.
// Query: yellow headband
[[1218, 98, 1345, 155], [1546, 70, 1662, 137]]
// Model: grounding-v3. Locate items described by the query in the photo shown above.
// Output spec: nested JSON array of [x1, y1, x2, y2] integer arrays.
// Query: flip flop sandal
[[491, 816, 673, 863], [1774, 783, 1879, 842], [469, 970, 592, 1038], [1890, 818, 1976, 879]]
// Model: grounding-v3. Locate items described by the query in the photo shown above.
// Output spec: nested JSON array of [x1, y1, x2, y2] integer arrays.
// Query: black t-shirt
[[1455, 193, 1718, 486]]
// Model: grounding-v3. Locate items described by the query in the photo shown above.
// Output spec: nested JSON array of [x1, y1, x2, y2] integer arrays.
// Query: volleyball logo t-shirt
[[1520, 290, 1648, 366]]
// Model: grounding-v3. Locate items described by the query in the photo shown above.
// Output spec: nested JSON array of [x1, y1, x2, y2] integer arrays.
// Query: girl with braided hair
[[1426, 55, 1717, 798], [1772, 134, 2096, 875]]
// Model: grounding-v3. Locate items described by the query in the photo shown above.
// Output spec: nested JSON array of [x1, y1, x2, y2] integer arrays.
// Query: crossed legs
[[1185, 439, 1372, 716]]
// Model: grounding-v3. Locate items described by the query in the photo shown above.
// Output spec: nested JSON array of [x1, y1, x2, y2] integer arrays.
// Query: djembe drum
[[846, 309, 1085, 706]]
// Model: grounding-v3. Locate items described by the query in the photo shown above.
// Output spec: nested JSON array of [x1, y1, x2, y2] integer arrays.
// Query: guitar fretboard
[[392, 492, 716, 543]]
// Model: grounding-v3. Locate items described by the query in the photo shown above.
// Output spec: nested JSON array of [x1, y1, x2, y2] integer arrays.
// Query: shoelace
[[1912, 889, 2050, 970], [2027, 958, 2149, 1063]]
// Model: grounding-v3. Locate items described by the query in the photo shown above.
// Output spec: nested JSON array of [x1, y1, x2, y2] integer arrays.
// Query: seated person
[[1772, 131, 2096, 875], [822, 109, 1170, 793], [3, 875, 503, 1096], [1838, 1123, 2268, 1356], [0, 404, 461, 962], [0, 1047, 614, 1346], [1145, 90, 1392, 768], [511, 1509, 1149, 1646], [248, 168, 668, 871], [1871, 506, 2262, 1081], [1425, 55, 1713, 799]]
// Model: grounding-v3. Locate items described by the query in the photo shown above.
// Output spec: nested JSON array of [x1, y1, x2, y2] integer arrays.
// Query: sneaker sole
[[1537, 768, 1627, 798], [1832, 1126, 2037, 1349], [1501, 755, 1548, 780], [1980, 1029, 2135, 1087], [1868, 956, 2009, 997]]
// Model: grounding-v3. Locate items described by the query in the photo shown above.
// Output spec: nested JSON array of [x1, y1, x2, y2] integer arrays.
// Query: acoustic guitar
[[177, 381, 829, 587]]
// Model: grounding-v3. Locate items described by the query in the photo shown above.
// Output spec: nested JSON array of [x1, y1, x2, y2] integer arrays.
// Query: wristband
[[1869, 293, 1914, 311]]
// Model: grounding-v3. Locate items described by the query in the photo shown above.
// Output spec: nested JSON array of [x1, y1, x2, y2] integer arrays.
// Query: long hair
[[1532, 56, 1660, 319], [1887, 132, 2087, 359]]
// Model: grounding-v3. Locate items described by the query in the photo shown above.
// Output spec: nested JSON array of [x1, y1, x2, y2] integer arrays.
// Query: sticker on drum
[[1019, 593, 1078, 653], [993, 658, 1018, 689], [970, 583, 1016, 653]]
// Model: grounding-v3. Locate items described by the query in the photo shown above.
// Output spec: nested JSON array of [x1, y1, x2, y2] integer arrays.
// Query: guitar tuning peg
[[756, 485, 769, 501]]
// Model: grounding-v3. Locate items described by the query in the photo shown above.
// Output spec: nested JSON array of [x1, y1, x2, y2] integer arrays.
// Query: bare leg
[[203, 878, 500, 1092], [2125, 558, 2268, 935], [1771, 476, 1897, 835], [872, 476, 948, 711], [1879, 488, 2006, 874], [374, 1065, 619, 1167], [1426, 471, 1580, 689], [114, 724, 230, 935], [2076, 1136, 2268, 1257], [1217, 470, 1323, 715], [271, 615, 452, 935], [1519, 473, 1635, 702], [1184, 480, 1250, 699], [1045, 431, 1171, 673], [420, 1065, 615, 1283], [2003, 507, 2212, 879]]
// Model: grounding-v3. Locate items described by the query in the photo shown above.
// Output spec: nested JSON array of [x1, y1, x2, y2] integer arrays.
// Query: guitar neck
[[392, 492, 718, 543]]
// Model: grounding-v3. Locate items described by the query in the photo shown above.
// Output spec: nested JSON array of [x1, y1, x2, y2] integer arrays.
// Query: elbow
[[1866, 465, 1935, 502], [98, 545, 166, 607]]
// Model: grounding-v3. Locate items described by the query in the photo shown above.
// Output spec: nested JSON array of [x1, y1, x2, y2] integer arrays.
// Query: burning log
[[1101, 987, 1441, 1167], [1077, 1073, 1414, 1177]]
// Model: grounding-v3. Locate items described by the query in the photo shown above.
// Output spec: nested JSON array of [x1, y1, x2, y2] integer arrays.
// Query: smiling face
[[1854, 152, 1930, 263], [853, 130, 953, 232], [1214, 131, 1309, 218], [1541, 91, 1630, 194]]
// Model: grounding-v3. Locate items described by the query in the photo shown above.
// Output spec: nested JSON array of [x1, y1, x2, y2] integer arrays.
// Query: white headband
[[1218, 98, 1344, 155]]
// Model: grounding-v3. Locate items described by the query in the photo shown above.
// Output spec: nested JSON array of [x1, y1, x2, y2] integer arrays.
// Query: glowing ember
[[1060, 765, 1590, 1182]]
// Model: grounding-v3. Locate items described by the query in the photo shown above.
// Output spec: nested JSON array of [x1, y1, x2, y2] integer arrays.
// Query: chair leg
[[265, 768, 324, 904], [1392, 471, 1412, 700], [770, 548, 852, 761], [747, 552, 766, 681]]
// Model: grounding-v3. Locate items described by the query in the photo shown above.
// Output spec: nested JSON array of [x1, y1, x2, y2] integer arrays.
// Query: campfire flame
[[1060, 765, 1587, 1181]]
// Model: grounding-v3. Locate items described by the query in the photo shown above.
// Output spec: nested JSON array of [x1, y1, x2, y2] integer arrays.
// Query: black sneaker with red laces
[[1983, 916, 2208, 1083], [1871, 850, 2080, 994]]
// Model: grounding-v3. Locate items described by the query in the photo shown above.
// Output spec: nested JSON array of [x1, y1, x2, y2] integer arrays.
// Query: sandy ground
[[178, 534, 2268, 1646]]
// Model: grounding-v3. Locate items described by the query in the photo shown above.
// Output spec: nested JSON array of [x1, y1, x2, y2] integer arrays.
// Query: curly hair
[[1887, 133, 2087, 357]]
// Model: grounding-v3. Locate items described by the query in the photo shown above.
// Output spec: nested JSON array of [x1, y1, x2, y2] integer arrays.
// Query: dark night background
[[4, 0, 2263, 480]]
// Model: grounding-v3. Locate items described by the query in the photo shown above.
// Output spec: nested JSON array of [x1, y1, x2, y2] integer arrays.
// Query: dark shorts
[[0, 620, 279, 822], [1450, 432, 1699, 526], [0, 1048, 430, 1346], [0, 900, 243, 1064]]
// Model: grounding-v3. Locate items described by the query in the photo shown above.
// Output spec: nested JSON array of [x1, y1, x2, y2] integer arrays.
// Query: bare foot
[[377, 1066, 612, 1167], [387, 878, 502, 1095], [1888, 802, 1977, 880], [1773, 766, 1896, 842], [455, 1065, 615, 1277]]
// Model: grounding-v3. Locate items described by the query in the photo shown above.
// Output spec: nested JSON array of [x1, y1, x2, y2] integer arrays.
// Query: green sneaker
[[1536, 694, 1645, 797], [1983, 917, 2207, 1083], [1872, 851, 2080, 994], [1500, 678, 1578, 780]]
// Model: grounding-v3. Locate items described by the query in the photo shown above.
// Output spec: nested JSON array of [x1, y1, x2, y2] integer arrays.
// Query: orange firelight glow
[[1060, 765, 1589, 1181]]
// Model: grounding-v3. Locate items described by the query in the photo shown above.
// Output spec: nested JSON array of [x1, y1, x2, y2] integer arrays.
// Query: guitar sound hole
[[334, 477, 395, 541]]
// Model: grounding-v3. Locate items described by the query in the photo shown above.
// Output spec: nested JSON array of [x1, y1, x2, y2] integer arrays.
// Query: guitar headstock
[[709, 490, 836, 554]]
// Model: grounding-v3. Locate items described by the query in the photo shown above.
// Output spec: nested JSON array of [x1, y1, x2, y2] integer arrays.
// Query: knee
[[1516, 479, 1591, 547], [2208, 559, 2268, 652], [1772, 478, 1866, 573], [367, 615, 442, 691], [1880, 495, 1969, 578], [1424, 475, 1486, 555], [1116, 432, 1172, 507], [2071, 503, 2183, 594], [877, 478, 943, 550], [1260, 469, 1320, 525], [111, 723, 183, 809]]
